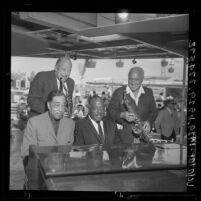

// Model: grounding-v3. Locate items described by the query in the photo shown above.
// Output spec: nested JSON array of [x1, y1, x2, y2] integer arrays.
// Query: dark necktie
[[97, 121, 105, 144]]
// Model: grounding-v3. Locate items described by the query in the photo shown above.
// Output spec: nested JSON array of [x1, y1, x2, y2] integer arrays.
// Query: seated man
[[74, 95, 120, 145], [21, 90, 75, 167]]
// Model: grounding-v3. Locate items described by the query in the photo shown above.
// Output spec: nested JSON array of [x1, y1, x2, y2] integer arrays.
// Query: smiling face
[[89, 97, 105, 122], [128, 68, 144, 92], [55, 58, 72, 82], [47, 95, 66, 120]]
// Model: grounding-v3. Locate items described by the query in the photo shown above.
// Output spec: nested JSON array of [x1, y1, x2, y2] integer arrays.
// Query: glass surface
[[35, 143, 187, 177]]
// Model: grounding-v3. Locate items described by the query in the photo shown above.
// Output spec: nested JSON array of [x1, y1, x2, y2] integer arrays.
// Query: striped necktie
[[59, 78, 63, 92], [59, 79, 68, 96]]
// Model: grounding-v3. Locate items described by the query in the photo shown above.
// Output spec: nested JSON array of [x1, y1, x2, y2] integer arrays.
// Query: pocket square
[[117, 124, 123, 130]]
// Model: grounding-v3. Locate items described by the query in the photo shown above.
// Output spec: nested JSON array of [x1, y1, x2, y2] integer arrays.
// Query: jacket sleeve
[[107, 89, 125, 124], [21, 119, 38, 158], [73, 123, 85, 145], [27, 72, 46, 114], [154, 110, 163, 134], [67, 78, 75, 116], [68, 120, 75, 145], [146, 89, 158, 125]]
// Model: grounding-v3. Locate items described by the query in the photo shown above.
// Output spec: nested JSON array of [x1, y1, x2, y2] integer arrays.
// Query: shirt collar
[[126, 85, 145, 96], [88, 115, 103, 125]]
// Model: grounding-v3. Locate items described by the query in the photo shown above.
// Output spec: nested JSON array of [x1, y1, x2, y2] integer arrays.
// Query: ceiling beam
[[12, 30, 48, 56], [19, 12, 97, 33], [122, 34, 186, 57], [77, 14, 189, 37]]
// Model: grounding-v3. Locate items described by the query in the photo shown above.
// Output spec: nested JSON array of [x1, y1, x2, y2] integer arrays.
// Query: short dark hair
[[47, 90, 66, 103], [88, 95, 103, 106]]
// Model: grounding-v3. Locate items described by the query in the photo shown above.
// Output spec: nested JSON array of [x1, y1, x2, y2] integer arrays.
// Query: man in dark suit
[[74, 96, 120, 145], [155, 97, 179, 142], [107, 67, 158, 144], [27, 55, 75, 118]]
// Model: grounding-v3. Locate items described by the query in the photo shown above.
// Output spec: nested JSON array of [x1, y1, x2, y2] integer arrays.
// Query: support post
[[179, 57, 187, 144]]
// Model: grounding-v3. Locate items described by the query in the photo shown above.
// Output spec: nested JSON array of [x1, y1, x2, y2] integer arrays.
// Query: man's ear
[[54, 64, 59, 72]]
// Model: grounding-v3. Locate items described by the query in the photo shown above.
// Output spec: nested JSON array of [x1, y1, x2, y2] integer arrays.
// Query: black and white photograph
[[3, 8, 199, 200]]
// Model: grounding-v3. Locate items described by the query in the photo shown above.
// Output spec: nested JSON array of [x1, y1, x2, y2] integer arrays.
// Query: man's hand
[[120, 112, 135, 122], [143, 121, 151, 133]]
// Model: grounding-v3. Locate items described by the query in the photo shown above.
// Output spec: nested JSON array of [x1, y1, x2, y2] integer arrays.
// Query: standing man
[[107, 67, 158, 144], [74, 96, 120, 145], [28, 55, 75, 118], [154, 97, 179, 142]]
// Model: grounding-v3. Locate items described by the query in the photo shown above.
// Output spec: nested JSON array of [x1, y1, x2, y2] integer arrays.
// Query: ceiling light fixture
[[116, 59, 124, 68], [118, 13, 129, 19], [85, 59, 96, 68], [115, 11, 130, 23], [132, 58, 137, 64]]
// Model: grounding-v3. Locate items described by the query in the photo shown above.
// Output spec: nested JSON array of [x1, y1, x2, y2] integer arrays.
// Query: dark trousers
[[161, 129, 176, 142]]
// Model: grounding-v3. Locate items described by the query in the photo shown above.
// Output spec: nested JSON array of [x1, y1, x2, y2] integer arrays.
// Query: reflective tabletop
[[33, 143, 187, 177]]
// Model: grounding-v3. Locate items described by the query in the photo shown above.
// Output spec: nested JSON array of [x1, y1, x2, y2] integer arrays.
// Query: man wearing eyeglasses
[[21, 90, 75, 160]]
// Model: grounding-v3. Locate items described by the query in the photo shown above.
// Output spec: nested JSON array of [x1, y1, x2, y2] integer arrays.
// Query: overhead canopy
[[11, 12, 189, 59]]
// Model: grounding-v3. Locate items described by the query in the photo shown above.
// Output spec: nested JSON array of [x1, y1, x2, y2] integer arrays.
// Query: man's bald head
[[55, 56, 72, 82], [128, 67, 144, 79]]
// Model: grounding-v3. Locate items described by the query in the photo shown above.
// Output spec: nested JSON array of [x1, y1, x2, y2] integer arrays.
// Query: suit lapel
[[86, 116, 102, 144], [57, 118, 63, 139], [44, 112, 58, 142], [50, 70, 59, 90], [103, 118, 108, 144], [137, 92, 145, 115], [126, 93, 138, 113]]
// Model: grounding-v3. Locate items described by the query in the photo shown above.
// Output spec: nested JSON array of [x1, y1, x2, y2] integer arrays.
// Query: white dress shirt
[[88, 115, 105, 137], [126, 85, 145, 106]]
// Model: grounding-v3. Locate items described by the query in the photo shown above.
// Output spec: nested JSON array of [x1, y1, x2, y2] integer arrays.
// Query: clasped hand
[[121, 111, 151, 132], [120, 111, 136, 122]]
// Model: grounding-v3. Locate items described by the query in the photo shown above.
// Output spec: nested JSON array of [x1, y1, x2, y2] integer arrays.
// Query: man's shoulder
[[28, 112, 47, 123], [76, 117, 88, 124], [143, 86, 153, 93], [67, 77, 75, 85], [34, 70, 54, 79], [104, 115, 114, 123], [114, 86, 126, 94], [62, 117, 75, 125], [75, 116, 89, 127]]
